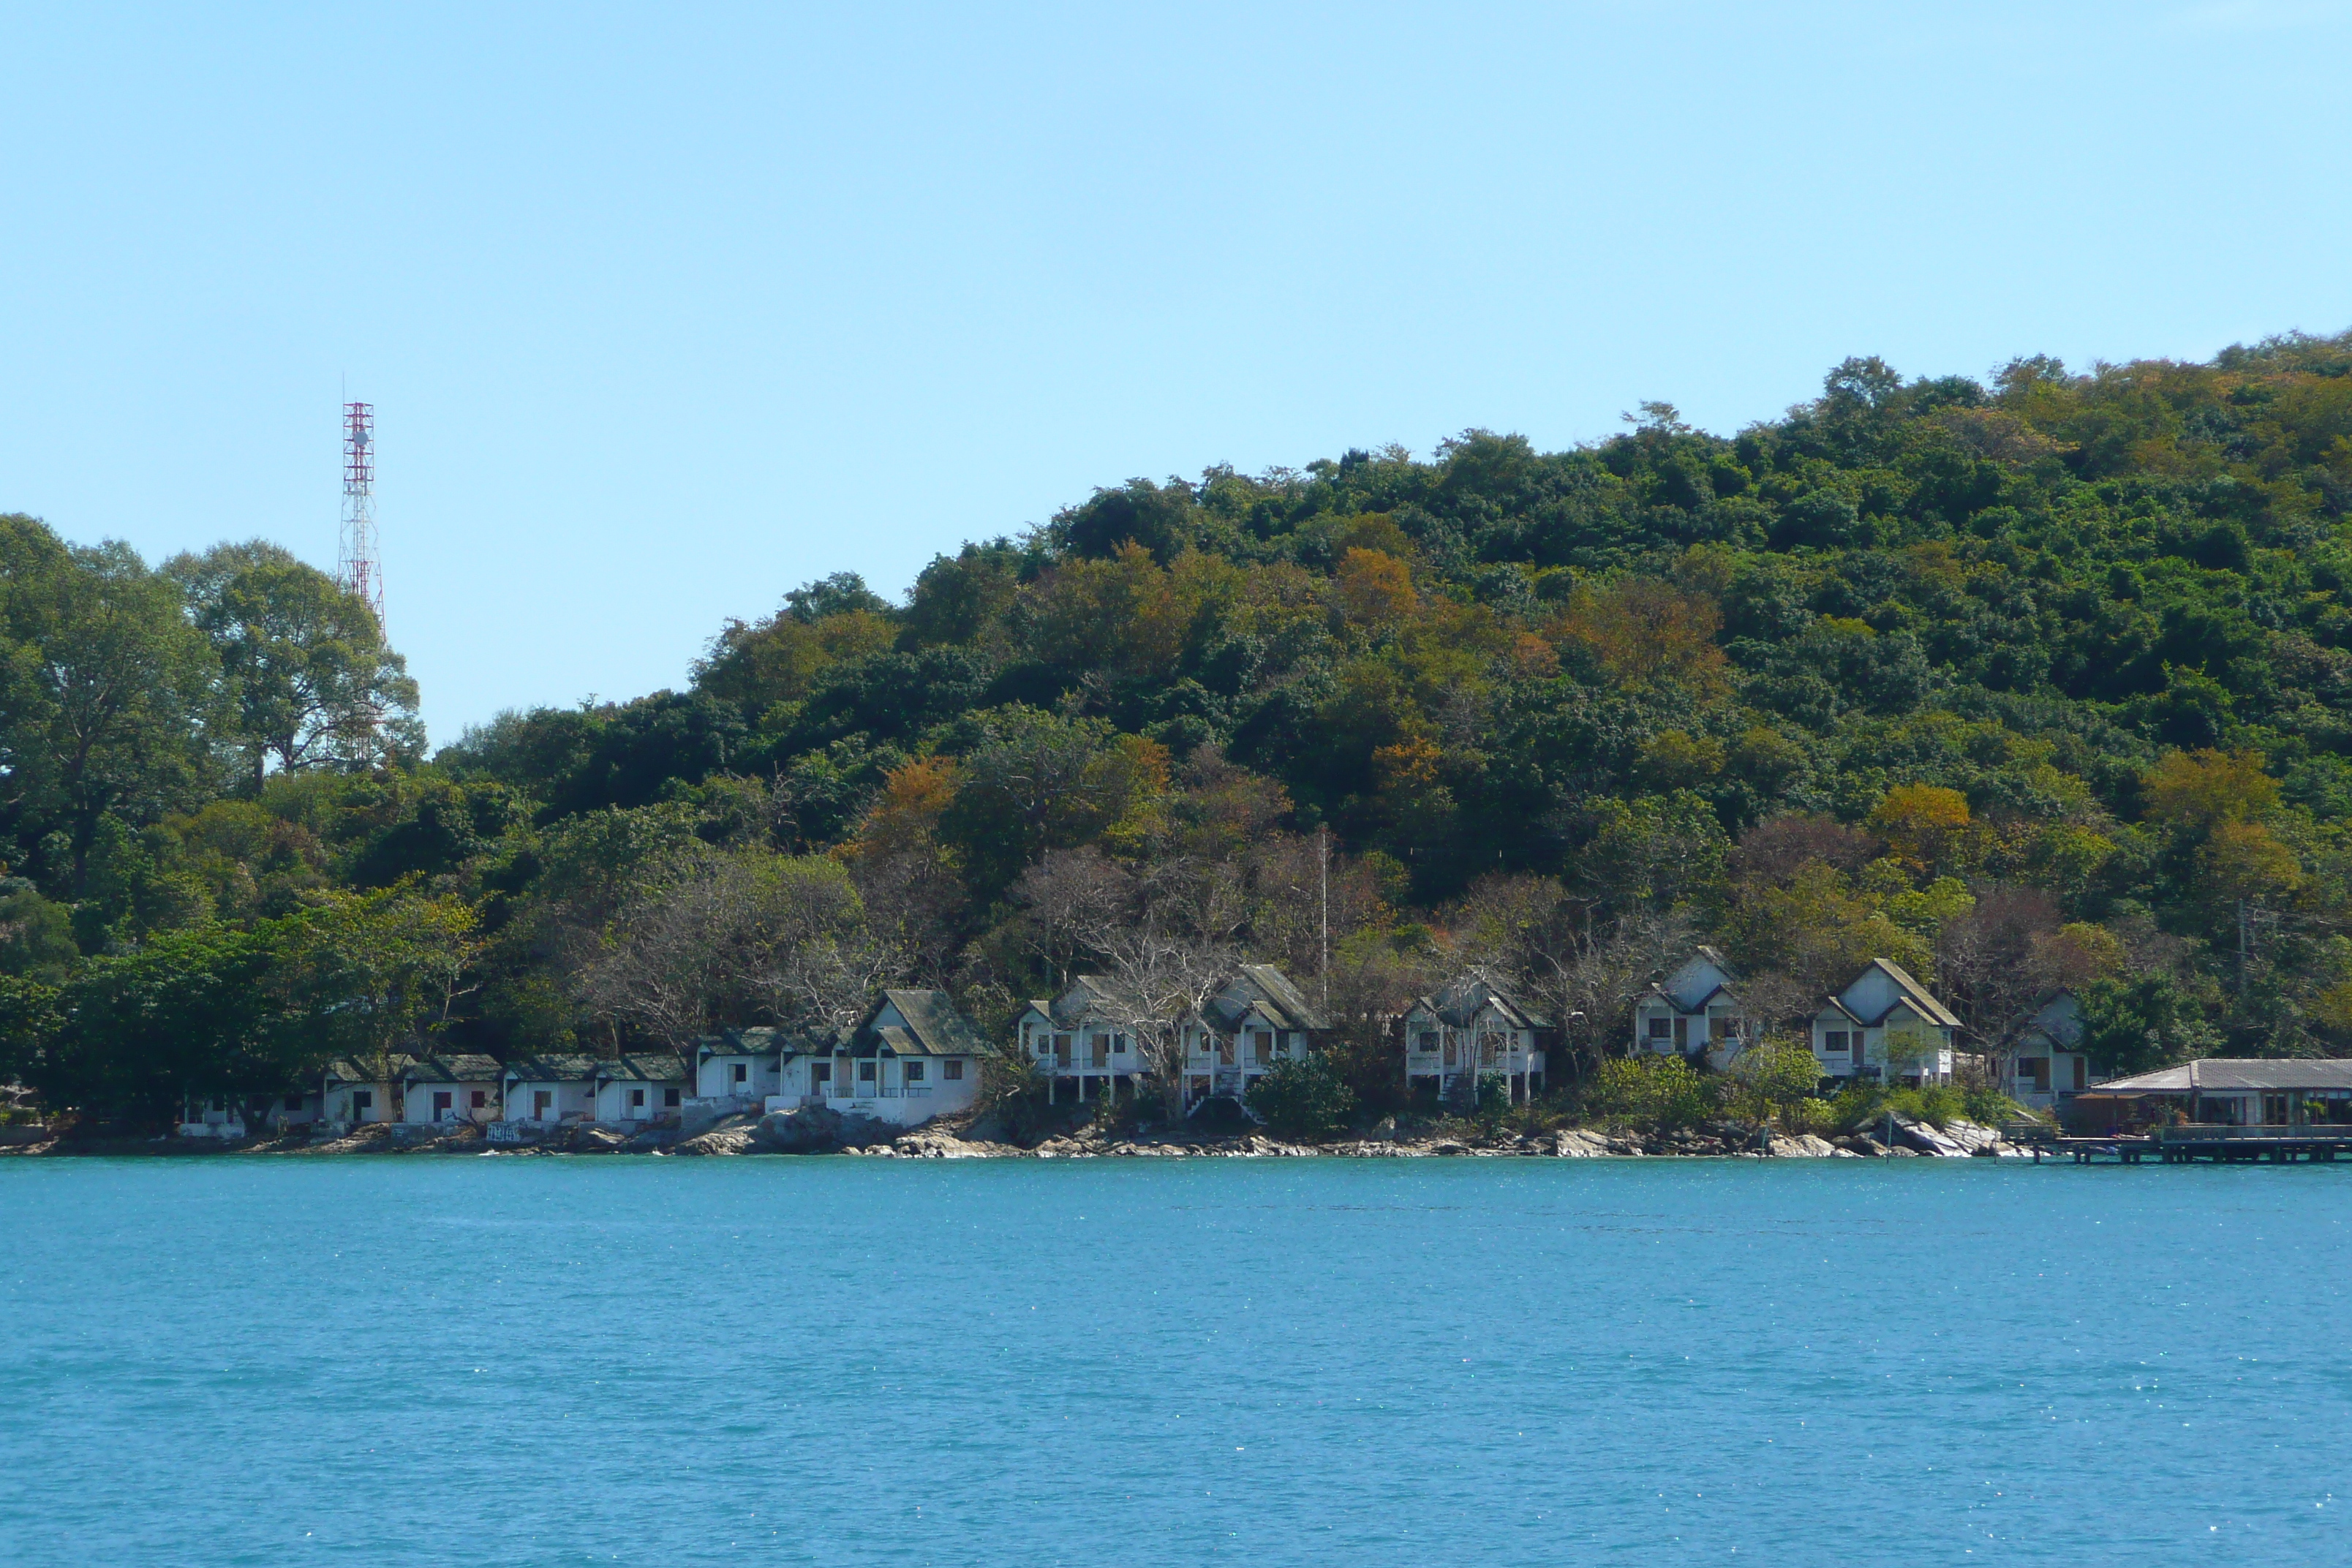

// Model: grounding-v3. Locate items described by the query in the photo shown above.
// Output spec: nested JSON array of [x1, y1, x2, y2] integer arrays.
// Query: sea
[[0, 1155, 2344, 1566]]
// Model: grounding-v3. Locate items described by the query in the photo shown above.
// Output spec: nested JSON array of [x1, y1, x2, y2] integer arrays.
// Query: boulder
[[752, 1103, 891, 1153], [1552, 1130, 1616, 1158], [1768, 1134, 1849, 1158], [570, 1126, 630, 1153], [671, 1126, 755, 1156]]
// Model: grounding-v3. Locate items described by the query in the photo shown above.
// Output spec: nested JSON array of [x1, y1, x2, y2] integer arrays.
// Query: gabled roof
[[402, 1052, 502, 1085], [595, 1053, 686, 1085], [2089, 1058, 2352, 1094], [503, 1053, 600, 1084], [694, 1024, 843, 1060], [695, 1025, 783, 1058], [324, 1054, 417, 1086], [1202, 964, 1330, 1034], [1419, 973, 1549, 1030], [1048, 976, 1123, 1028], [1643, 979, 1732, 1017], [1843, 959, 1962, 1030], [866, 990, 987, 1056]]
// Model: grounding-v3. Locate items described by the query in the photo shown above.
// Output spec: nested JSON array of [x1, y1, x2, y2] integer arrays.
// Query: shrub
[[1585, 1055, 1716, 1131], [1245, 1055, 1357, 1140]]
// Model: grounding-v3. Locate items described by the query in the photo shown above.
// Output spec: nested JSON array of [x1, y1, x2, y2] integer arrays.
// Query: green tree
[[0, 516, 217, 888], [1245, 1054, 1357, 1139], [167, 540, 423, 787]]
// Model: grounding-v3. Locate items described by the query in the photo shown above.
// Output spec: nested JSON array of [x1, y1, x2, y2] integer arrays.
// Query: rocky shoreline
[[1, 1105, 2037, 1161]]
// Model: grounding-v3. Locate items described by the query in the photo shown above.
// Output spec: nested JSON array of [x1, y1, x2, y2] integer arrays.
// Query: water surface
[[1, 1156, 2344, 1565]]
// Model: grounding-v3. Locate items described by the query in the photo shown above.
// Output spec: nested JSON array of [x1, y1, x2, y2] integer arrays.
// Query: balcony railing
[[2156, 1122, 2352, 1142]]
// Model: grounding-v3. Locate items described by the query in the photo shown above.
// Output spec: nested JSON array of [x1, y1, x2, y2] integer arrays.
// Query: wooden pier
[[2053, 1125, 2352, 1164]]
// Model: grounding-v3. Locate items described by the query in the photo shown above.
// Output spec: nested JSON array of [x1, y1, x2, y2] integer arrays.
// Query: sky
[[4, 1, 2350, 745]]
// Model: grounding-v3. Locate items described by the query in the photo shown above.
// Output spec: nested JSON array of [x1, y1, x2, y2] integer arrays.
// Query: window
[[2020, 1058, 2050, 1093], [733, 1062, 748, 1084], [471, 1090, 488, 1109], [665, 1088, 681, 1108], [2264, 1093, 2291, 1126], [859, 1060, 877, 1082], [1415, 1030, 1437, 1056], [1113, 1033, 1128, 1056], [1647, 1015, 1671, 1040], [630, 1088, 647, 1108], [943, 1060, 964, 1081], [905, 1060, 926, 1082], [1823, 1031, 1847, 1055], [433, 1091, 453, 1116], [811, 1061, 832, 1083], [352, 1090, 372, 1112]]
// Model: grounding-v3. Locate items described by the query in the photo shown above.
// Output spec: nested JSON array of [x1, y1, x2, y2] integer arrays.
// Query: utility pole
[[1318, 825, 1330, 1011]]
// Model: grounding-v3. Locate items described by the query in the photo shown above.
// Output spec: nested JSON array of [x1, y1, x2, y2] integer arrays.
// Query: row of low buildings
[[177, 949, 2192, 1142], [1629, 947, 2094, 1110]]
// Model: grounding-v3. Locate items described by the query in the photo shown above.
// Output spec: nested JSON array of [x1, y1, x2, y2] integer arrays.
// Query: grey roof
[[503, 1053, 600, 1085], [2088, 1059, 2352, 1095], [694, 1024, 843, 1060], [1203, 964, 1330, 1034], [1847, 959, 1963, 1030], [402, 1052, 502, 1085], [324, 1055, 416, 1086], [1419, 973, 1549, 1031], [1049, 976, 1120, 1028], [865, 990, 987, 1056], [595, 1053, 687, 1085]]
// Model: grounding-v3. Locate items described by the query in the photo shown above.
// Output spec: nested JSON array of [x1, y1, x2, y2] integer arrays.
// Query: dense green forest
[[8, 331, 2352, 1125]]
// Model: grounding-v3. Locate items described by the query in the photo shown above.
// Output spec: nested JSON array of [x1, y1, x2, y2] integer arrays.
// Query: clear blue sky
[[5, 1, 2348, 745]]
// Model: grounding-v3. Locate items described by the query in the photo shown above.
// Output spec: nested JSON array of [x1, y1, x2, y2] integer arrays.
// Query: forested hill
[[7, 331, 2352, 1119]]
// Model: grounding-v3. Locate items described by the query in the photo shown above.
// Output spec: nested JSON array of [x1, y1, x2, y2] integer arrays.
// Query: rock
[[671, 1126, 755, 1156], [1891, 1113, 1970, 1158], [1833, 1134, 1884, 1157], [1768, 1134, 1848, 1158], [752, 1104, 891, 1153], [1553, 1129, 1621, 1158], [570, 1126, 630, 1153]]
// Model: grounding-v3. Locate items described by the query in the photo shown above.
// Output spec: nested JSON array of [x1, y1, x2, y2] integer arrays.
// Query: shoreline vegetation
[[7, 333, 2352, 1142]]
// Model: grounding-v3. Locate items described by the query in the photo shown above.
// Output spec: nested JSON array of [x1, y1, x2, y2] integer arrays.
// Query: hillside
[[7, 331, 2352, 1118]]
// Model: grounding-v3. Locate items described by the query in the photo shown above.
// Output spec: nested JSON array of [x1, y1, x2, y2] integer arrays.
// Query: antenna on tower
[[338, 401, 383, 631]]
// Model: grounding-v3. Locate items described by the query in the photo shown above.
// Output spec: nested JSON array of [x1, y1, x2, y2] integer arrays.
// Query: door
[[534, 1089, 553, 1121], [433, 1090, 453, 1121]]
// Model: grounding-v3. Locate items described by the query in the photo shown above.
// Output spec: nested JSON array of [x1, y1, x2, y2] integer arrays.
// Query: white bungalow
[[594, 1055, 687, 1126], [177, 1096, 248, 1139], [1016, 976, 1144, 1104], [804, 990, 986, 1127], [692, 1026, 788, 1120], [1809, 960, 1960, 1086], [1632, 946, 1752, 1069], [1996, 992, 2090, 1110], [1181, 964, 1327, 1112], [501, 1054, 599, 1126], [323, 1055, 411, 1126], [1403, 974, 1548, 1106], [400, 1052, 503, 1125], [263, 1090, 323, 1131]]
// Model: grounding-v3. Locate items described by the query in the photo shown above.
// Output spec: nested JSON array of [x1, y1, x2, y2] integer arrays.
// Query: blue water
[[1, 1158, 2346, 1566]]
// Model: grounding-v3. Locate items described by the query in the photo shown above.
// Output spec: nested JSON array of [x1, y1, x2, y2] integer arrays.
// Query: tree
[[166, 540, 423, 787], [1245, 1055, 1356, 1139], [0, 518, 217, 888], [286, 882, 483, 1077]]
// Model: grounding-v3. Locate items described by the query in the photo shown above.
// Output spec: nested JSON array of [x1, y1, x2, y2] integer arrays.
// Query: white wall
[[402, 1082, 497, 1123], [508, 1080, 595, 1123]]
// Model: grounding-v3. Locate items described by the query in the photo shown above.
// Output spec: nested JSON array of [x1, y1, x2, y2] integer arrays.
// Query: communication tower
[[339, 401, 383, 629]]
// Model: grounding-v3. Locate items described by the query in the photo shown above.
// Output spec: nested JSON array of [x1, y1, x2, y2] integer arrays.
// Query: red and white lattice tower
[[338, 401, 383, 630]]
